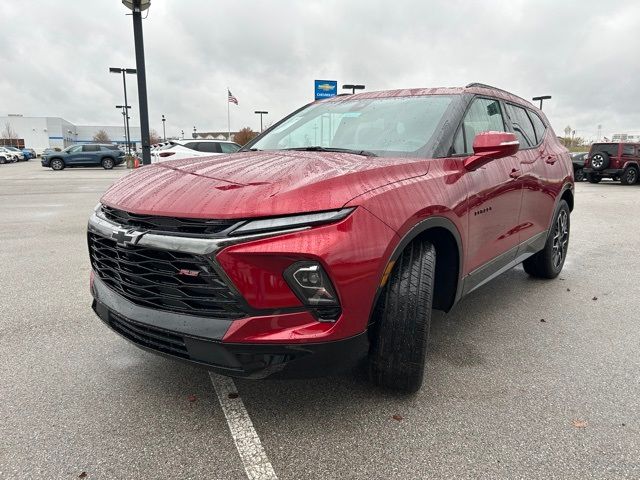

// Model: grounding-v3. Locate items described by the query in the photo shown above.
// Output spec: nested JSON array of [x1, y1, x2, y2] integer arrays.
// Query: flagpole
[[227, 88, 231, 141]]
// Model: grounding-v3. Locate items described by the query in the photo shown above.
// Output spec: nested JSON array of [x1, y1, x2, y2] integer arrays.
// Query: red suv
[[88, 84, 573, 392], [584, 142, 640, 185]]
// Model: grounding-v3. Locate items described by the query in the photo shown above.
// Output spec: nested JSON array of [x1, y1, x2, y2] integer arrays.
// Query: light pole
[[181, 129, 184, 140], [161, 114, 166, 141], [254, 111, 268, 132], [342, 84, 365, 94], [121, 0, 152, 165], [532, 95, 552, 110], [116, 105, 131, 151], [109, 67, 136, 154], [192, 126, 197, 139]]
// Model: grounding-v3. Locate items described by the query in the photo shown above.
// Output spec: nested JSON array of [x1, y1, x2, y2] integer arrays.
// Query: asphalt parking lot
[[1, 160, 639, 479]]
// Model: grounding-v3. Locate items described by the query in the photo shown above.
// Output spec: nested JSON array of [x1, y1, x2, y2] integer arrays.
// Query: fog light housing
[[284, 262, 341, 321]]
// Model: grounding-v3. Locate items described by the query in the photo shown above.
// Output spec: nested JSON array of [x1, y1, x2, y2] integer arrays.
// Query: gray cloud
[[1, 0, 638, 141]]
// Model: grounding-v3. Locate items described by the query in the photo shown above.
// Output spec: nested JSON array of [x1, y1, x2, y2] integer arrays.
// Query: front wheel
[[101, 158, 114, 170], [368, 240, 435, 393], [523, 200, 570, 279], [620, 166, 638, 185], [50, 159, 64, 171], [574, 168, 585, 182]]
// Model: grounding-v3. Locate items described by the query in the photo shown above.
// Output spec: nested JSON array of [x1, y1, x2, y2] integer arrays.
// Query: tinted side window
[[102, 145, 119, 151], [83, 145, 100, 152], [452, 98, 505, 155], [69, 145, 82, 153], [183, 142, 199, 150], [528, 111, 546, 143], [197, 142, 222, 153], [591, 144, 618, 156], [505, 104, 536, 148], [622, 144, 635, 156], [220, 143, 240, 153]]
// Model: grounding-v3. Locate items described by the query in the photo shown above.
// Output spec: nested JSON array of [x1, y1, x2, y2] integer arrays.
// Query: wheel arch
[[369, 216, 463, 328], [560, 184, 574, 212]]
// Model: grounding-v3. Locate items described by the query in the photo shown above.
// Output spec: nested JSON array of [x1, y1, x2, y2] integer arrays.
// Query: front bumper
[[91, 276, 368, 378]]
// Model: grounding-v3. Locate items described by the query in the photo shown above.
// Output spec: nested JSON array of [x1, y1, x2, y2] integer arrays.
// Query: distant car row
[[0, 146, 36, 163], [38, 140, 243, 170]]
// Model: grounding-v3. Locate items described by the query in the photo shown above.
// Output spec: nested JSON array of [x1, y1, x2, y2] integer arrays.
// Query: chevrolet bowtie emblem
[[111, 228, 145, 247]]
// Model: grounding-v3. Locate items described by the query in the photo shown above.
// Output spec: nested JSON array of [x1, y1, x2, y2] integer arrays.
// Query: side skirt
[[462, 230, 548, 296]]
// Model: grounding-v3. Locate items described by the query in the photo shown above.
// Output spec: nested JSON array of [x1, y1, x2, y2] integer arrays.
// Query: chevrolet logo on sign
[[317, 83, 336, 92]]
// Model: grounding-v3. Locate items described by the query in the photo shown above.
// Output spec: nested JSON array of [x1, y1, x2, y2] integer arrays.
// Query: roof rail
[[465, 82, 530, 104]]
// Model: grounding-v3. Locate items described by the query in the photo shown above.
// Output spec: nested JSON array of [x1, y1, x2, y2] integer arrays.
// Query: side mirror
[[464, 131, 519, 171]]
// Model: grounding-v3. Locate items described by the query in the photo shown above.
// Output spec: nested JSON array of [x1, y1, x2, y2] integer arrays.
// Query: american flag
[[228, 89, 238, 105]]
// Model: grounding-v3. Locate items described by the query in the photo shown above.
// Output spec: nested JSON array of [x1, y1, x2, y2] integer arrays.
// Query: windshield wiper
[[283, 146, 377, 157]]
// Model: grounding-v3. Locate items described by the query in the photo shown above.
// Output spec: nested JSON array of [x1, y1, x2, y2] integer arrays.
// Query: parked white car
[[2, 146, 24, 161], [152, 139, 241, 163], [0, 147, 19, 163]]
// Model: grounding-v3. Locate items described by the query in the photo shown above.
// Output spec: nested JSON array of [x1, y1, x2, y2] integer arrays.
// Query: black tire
[[368, 240, 435, 393], [574, 168, 585, 182], [590, 151, 609, 171], [50, 158, 65, 171], [101, 157, 114, 170], [620, 166, 639, 185], [0, 156, 6, 164], [587, 173, 601, 184], [523, 200, 570, 279]]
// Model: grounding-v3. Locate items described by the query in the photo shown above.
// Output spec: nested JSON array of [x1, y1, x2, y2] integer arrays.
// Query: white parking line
[[209, 372, 279, 480]]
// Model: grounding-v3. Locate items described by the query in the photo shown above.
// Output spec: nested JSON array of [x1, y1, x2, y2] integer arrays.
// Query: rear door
[[453, 97, 523, 277], [504, 104, 556, 244], [82, 144, 101, 165]]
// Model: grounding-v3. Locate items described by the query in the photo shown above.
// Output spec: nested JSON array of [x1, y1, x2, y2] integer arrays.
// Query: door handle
[[545, 155, 557, 165], [509, 169, 521, 179]]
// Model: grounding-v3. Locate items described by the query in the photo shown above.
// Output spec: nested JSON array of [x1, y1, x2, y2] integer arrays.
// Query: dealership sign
[[314, 80, 338, 100]]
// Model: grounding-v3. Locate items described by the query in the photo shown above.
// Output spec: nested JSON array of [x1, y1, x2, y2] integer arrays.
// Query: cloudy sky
[[1, 0, 638, 141]]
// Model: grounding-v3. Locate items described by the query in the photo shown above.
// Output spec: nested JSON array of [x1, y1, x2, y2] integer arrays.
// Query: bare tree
[[149, 129, 162, 145], [1, 122, 19, 146], [93, 130, 111, 143], [233, 127, 258, 146]]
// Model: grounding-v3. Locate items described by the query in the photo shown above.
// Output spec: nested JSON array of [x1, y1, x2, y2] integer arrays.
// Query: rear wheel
[[574, 168, 585, 182], [620, 166, 638, 185], [50, 159, 64, 171], [368, 240, 435, 393], [587, 173, 601, 183], [101, 157, 114, 170], [523, 200, 570, 279]]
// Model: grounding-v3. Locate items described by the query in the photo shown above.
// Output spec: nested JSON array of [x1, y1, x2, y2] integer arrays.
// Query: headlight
[[230, 208, 354, 236]]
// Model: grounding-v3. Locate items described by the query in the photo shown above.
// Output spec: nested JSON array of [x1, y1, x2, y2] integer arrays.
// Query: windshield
[[250, 95, 453, 158]]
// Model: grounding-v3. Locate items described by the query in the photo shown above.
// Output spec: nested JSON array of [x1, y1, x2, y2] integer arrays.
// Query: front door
[[65, 145, 85, 165], [452, 97, 523, 282]]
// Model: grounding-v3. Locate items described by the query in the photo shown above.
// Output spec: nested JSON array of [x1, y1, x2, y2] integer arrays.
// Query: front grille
[[100, 205, 238, 236], [89, 232, 246, 319], [109, 312, 189, 358]]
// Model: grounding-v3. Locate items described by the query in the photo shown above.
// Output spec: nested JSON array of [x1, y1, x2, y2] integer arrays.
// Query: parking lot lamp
[[254, 111, 268, 132], [116, 105, 131, 151], [162, 115, 166, 141], [121, 0, 152, 165], [342, 84, 365, 94], [109, 68, 136, 154], [532, 95, 552, 110]]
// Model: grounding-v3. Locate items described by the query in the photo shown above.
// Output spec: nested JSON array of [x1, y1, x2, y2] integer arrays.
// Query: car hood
[[101, 150, 430, 219]]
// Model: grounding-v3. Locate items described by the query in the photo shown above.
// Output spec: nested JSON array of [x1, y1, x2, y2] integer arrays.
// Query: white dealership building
[[0, 114, 141, 153]]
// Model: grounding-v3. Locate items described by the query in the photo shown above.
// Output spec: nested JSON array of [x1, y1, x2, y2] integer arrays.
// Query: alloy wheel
[[591, 154, 604, 169], [552, 210, 569, 269]]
